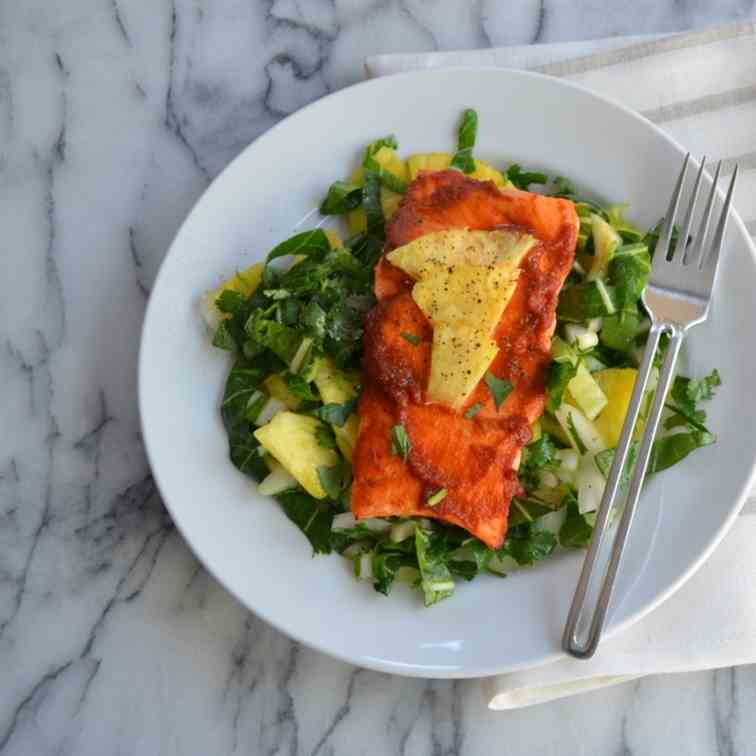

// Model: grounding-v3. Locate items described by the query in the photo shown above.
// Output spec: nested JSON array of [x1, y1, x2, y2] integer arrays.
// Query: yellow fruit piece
[[202, 263, 263, 329], [407, 153, 452, 179], [593, 368, 638, 447], [325, 230, 342, 249], [470, 160, 514, 189], [254, 412, 338, 499], [314, 357, 360, 404], [335, 415, 360, 462], [406, 153, 512, 189], [263, 374, 302, 410], [314, 358, 361, 462], [387, 229, 536, 408]]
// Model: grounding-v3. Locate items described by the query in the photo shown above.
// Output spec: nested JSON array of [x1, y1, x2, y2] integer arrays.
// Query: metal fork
[[562, 154, 739, 659]]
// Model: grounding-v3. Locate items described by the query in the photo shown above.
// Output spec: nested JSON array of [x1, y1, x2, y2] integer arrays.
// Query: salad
[[202, 110, 721, 606]]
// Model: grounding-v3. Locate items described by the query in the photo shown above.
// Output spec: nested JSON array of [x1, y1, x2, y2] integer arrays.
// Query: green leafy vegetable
[[649, 431, 715, 474], [320, 181, 363, 215], [485, 372, 513, 410], [559, 494, 593, 548], [508, 497, 555, 528], [390, 424, 412, 461], [401, 331, 420, 346], [284, 372, 318, 400], [317, 462, 351, 501], [671, 370, 721, 416], [315, 425, 338, 450], [552, 175, 578, 199], [276, 490, 334, 554], [313, 399, 357, 427], [500, 523, 557, 566], [415, 529, 455, 606], [558, 281, 617, 321], [449, 109, 478, 174], [212, 321, 236, 351], [265, 229, 331, 265], [599, 307, 643, 354], [547, 361, 578, 413], [519, 435, 559, 491], [507, 164, 548, 190], [215, 289, 246, 315], [362, 171, 384, 237], [363, 155, 408, 194]]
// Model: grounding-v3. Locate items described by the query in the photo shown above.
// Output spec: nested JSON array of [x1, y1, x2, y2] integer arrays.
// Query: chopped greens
[[506, 164, 548, 190], [401, 331, 421, 346], [390, 424, 412, 461], [449, 109, 478, 174], [427, 489, 448, 507], [485, 372, 513, 410], [464, 402, 483, 419], [320, 181, 363, 215], [206, 108, 721, 608]]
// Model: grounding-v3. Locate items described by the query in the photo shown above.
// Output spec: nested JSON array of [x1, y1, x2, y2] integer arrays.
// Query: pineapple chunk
[[254, 412, 338, 499], [407, 152, 452, 179], [263, 374, 302, 410], [387, 229, 536, 408], [325, 229, 342, 249], [314, 358, 361, 461], [200, 263, 263, 330], [593, 368, 638, 447], [346, 146, 409, 233], [406, 153, 512, 189]]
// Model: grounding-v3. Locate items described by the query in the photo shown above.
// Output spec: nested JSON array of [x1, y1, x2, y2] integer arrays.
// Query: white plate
[[139, 68, 756, 678]]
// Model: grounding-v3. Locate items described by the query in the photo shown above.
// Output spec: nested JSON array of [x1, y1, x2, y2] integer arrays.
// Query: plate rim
[[139, 66, 756, 678]]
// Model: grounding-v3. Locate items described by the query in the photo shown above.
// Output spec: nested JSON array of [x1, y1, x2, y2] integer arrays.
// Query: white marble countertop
[[2, 2, 756, 754]]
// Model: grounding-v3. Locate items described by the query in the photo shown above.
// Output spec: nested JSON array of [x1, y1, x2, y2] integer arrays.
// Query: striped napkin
[[366, 23, 756, 709]]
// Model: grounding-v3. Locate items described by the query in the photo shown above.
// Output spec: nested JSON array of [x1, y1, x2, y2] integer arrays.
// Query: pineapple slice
[[314, 358, 361, 461], [254, 412, 338, 499], [387, 229, 536, 408]]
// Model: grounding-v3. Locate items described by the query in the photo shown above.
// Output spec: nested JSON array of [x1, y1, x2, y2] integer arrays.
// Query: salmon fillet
[[352, 170, 579, 548]]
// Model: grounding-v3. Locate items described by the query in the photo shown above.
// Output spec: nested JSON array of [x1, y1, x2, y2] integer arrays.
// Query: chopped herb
[[313, 399, 357, 427], [484, 372, 513, 410], [390, 424, 412, 461], [427, 489, 448, 507], [401, 331, 421, 346], [464, 402, 483, 419]]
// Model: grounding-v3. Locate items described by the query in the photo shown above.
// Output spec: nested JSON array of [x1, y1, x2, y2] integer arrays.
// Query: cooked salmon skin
[[352, 170, 579, 548]]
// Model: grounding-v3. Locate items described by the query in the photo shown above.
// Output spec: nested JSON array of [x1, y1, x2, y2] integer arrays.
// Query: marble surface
[[2, 1, 756, 754]]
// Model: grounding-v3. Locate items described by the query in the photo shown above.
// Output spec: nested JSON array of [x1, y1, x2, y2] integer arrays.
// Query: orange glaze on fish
[[352, 171, 578, 548]]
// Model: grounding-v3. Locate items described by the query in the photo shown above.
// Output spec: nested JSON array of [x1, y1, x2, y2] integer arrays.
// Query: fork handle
[[562, 322, 685, 658]]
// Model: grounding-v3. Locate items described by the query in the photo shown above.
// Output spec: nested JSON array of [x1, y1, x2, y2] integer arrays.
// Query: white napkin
[[366, 23, 756, 709]]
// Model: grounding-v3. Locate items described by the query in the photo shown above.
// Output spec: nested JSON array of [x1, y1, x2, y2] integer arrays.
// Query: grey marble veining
[[2, 1, 756, 754]]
